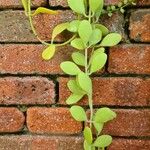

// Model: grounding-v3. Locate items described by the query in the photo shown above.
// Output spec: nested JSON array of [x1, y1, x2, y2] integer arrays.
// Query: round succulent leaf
[[95, 24, 109, 36], [78, 20, 93, 45], [93, 122, 103, 134], [67, 0, 85, 15], [100, 33, 122, 47], [94, 107, 117, 123], [84, 127, 93, 144], [67, 20, 80, 32], [94, 135, 112, 148], [60, 61, 81, 75], [72, 52, 85, 66], [42, 45, 56, 60], [71, 38, 85, 50], [70, 105, 87, 121], [89, 0, 104, 13]]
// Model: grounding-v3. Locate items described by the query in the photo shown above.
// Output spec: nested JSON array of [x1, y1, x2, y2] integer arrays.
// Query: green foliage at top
[[22, 0, 136, 150]]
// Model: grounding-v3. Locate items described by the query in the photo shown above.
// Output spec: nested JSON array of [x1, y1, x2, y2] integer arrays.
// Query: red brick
[[0, 108, 25, 132], [0, 0, 46, 8], [59, 77, 150, 106], [0, 135, 83, 150], [49, 0, 150, 7], [130, 9, 150, 42], [0, 44, 75, 74], [109, 139, 150, 150], [103, 109, 150, 137], [27, 107, 82, 134], [0, 10, 124, 42], [0, 77, 55, 105], [108, 44, 150, 74]]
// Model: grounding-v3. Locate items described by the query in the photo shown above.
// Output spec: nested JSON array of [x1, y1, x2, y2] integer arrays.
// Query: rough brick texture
[[130, 9, 150, 42], [0, 77, 55, 105], [27, 107, 82, 134], [108, 44, 150, 74], [49, 0, 150, 7], [0, 44, 74, 74], [0, 0, 46, 8], [59, 77, 150, 106], [0, 10, 125, 42], [0, 108, 25, 132], [0, 135, 83, 150], [0, 0, 150, 149]]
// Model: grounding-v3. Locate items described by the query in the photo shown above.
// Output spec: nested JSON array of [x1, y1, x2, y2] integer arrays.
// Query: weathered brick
[[0, 135, 83, 150], [0, 10, 124, 42], [108, 44, 150, 74], [0, 0, 46, 8], [103, 109, 150, 137], [59, 77, 150, 106], [0, 44, 74, 74], [109, 139, 150, 150], [130, 9, 150, 42], [0, 108, 25, 132], [0, 77, 55, 105], [27, 107, 82, 134], [49, 0, 150, 7]]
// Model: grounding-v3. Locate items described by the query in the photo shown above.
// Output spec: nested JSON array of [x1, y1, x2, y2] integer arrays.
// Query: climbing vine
[[21, 0, 136, 149]]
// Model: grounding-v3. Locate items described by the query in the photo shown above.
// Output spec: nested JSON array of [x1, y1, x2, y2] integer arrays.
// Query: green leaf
[[90, 52, 107, 74], [93, 122, 103, 134], [42, 45, 56, 60], [67, 20, 80, 32], [77, 72, 92, 94], [71, 38, 85, 50], [84, 127, 93, 144], [95, 24, 109, 36], [67, 0, 85, 15], [89, 29, 102, 46], [89, 0, 104, 13], [32, 7, 58, 16], [78, 20, 93, 45], [94, 107, 117, 123], [84, 140, 91, 150], [66, 93, 84, 105], [94, 135, 112, 148], [94, 48, 105, 54], [70, 106, 87, 121], [100, 33, 122, 47], [21, 0, 28, 15], [67, 80, 85, 94], [52, 23, 69, 42], [72, 52, 85, 66], [95, 1, 104, 20], [60, 61, 81, 75]]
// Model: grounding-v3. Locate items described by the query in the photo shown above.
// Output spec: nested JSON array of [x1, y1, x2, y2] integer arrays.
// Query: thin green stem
[[28, 0, 51, 46]]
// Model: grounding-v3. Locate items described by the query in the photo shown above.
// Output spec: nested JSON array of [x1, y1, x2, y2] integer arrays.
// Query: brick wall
[[0, 0, 150, 149]]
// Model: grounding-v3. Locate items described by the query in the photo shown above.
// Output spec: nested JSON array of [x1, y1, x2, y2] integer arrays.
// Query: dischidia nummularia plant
[[21, 0, 136, 149]]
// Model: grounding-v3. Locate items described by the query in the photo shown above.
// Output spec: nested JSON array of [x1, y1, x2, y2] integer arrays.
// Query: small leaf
[[94, 107, 117, 123], [93, 122, 103, 134], [94, 48, 105, 54], [84, 140, 91, 150], [60, 61, 81, 75], [95, 24, 109, 36], [78, 20, 93, 45], [67, 20, 80, 32], [66, 93, 84, 105], [42, 45, 56, 60], [89, 0, 104, 13], [52, 23, 69, 42], [71, 38, 85, 50], [67, 80, 85, 94], [72, 52, 85, 66], [32, 7, 58, 16], [95, 1, 104, 20], [70, 106, 87, 121], [90, 52, 107, 74], [94, 135, 112, 148], [67, 0, 85, 15], [77, 72, 92, 94], [100, 33, 122, 47], [84, 127, 93, 144], [89, 29, 102, 46], [21, 0, 28, 15]]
